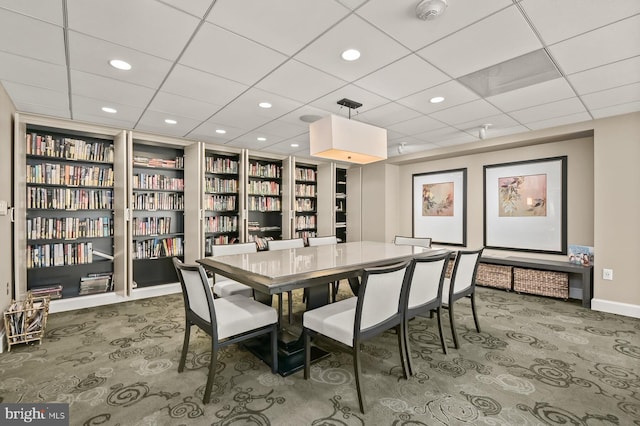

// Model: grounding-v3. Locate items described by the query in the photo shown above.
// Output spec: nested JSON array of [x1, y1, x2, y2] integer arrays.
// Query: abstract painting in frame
[[484, 156, 567, 254], [413, 168, 466, 246]]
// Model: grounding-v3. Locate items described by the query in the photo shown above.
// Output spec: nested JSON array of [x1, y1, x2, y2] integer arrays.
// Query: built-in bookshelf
[[24, 127, 116, 299], [247, 157, 282, 250], [131, 143, 184, 287], [294, 164, 317, 244], [204, 151, 240, 255], [335, 167, 347, 243]]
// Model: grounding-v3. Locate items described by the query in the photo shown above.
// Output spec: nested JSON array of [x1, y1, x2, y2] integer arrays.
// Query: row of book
[[79, 273, 113, 295], [27, 133, 114, 163], [27, 188, 113, 210], [205, 236, 238, 254], [247, 222, 281, 232], [132, 174, 184, 191], [205, 177, 238, 193], [27, 216, 112, 240], [248, 180, 280, 196], [295, 167, 316, 182], [133, 237, 183, 259], [248, 196, 281, 212], [132, 192, 184, 210], [295, 184, 316, 197], [132, 216, 172, 236], [248, 162, 281, 178], [205, 195, 236, 211], [296, 215, 317, 230], [296, 198, 316, 212], [27, 163, 114, 187], [296, 230, 318, 244], [205, 157, 238, 174], [30, 284, 63, 300], [248, 235, 275, 251], [205, 215, 238, 233], [27, 242, 95, 268], [133, 156, 184, 169]]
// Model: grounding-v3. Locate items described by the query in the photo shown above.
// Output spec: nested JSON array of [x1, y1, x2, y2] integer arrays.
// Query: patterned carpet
[[1, 286, 639, 425]]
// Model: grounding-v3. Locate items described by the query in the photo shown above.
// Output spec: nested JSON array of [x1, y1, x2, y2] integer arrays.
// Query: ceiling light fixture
[[258, 102, 272, 109], [415, 0, 448, 21], [310, 98, 387, 164], [290, 143, 299, 148], [109, 59, 132, 70], [164, 119, 177, 125], [257, 137, 267, 141], [429, 96, 445, 104], [215, 129, 226, 134], [479, 124, 491, 140], [341, 49, 361, 61], [397, 142, 406, 154], [101, 107, 117, 114]]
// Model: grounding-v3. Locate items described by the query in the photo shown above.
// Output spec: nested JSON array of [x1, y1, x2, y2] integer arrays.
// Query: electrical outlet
[[602, 268, 613, 280]]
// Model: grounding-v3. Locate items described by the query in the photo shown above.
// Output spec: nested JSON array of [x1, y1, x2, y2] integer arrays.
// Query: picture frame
[[412, 168, 466, 246], [483, 156, 567, 254]]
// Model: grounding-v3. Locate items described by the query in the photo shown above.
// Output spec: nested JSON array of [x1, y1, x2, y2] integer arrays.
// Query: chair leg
[[436, 307, 448, 355], [403, 318, 413, 376], [449, 302, 460, 349], [331, 281, 339, 302], [353, 343, 365, 414], [470, 293, 481, 333], [397, 324, 409, 380], [277, 294, 283, 324], [203, 345, 217, 404], [303, 329, 311, 380], [270, 324, 278, 374], [287, 291, 293, 324], [178, 321, 191, 373]]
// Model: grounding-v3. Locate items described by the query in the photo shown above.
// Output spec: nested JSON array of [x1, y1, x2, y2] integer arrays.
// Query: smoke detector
[[415, 0, 448, 21]]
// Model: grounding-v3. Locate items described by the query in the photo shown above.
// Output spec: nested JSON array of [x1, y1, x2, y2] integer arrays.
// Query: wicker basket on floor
[[476, 263, 512, 290], [513, 267, 568, 299]]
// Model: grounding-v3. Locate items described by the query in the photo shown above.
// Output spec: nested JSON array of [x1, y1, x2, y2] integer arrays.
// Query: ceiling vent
[[416, 0, 448, 21]]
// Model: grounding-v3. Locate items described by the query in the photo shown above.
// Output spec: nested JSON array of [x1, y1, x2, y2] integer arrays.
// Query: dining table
[[197, 240, 448, 376]]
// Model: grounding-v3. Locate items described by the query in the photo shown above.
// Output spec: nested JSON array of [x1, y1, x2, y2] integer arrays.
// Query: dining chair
[[307, 235, 341, 302], [394, 235, 432, 248], [267, 238, 305, 324], [403, 252, 451, 376], [303, 261, 411, 413], [172, 258, 278, 404], [443, 248, 484, 349], [209, 242, 257, 298]]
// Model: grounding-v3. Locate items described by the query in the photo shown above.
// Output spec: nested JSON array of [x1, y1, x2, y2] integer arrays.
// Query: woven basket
[[477, 263, 512, 290], [513, 267, 568, 299]]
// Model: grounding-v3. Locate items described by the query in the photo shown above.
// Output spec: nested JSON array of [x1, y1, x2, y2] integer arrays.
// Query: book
[[568, 245, 594, 266]]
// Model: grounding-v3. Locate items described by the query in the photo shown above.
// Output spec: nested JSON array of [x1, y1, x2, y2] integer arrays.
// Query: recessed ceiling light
[[109, 59, 132, 70], [299, 114, 322, 123], [258, 102, 272, 109], [215, 129, 227, 134], [430, 96, 445, 104], [341, 49, 361, 61], [290, 143, 299, 148], [257, 137, 267, 142], [101, 107, 117, 114], [164, 119, 177, 125]]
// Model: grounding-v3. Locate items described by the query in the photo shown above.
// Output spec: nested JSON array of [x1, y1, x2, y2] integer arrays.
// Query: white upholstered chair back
[[210, 242, 257, 282], [394, 236, 432, 248], [174, 261, 212, 323], [358, 264, 408, 331], [451, 251, 481, 294], [268, 238, 304, 250], [407, 256, 448, 309], [307, 236, 338, 246]]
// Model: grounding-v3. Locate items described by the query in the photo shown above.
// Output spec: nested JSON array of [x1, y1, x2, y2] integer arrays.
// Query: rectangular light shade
[[309, 114, 387, 164]]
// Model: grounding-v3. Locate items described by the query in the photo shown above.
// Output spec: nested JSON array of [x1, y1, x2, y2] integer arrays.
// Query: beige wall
[[0, 83, 15, 318]]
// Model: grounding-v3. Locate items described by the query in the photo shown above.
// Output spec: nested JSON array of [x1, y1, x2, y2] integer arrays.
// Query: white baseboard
[[131, 282, 181, 300], [591, 298, 640, 319], [49, 292, 126, 313]]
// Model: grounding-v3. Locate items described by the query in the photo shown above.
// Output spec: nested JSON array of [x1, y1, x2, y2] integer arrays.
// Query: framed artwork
[[484, 156, 567, 254], [412, 168, 466, 246]]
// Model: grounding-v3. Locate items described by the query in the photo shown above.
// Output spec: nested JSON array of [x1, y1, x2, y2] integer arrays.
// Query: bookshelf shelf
[[335, 168, 347, 243], [204, 151, 240, 255]]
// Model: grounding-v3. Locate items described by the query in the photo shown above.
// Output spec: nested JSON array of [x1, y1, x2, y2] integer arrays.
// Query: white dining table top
[[197, 240, 448, 294]]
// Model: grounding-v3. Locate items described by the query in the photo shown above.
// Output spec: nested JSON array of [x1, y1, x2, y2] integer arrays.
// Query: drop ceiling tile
[[207, 0, 349, 55], [0, 9, 65, 65], [525, 111, 592, 130], [277, 105, 333, 127], [397, 80, 477, 114], [180, 22, 287, 86], [295, 14, 411, 82], [309, 84, 389, 115], [261, 139, 309, 156], [421, 126, 477, 147], [336, 0, 368, 10], [0, 51, 67, 91], [520, 0, 640, 45], [356, 102, 423, 128], [72, 95, 144, 125], [417, 6, 542, 77], [67, 0, 199, 61], [582, 83, 640, 111], [475, 124, 529, 139], [357, 0, 512, 51], [148, 91, 222, 121], [68, 31, 174, 90], [387, 136, 440, 157], [568, 56, 640, 96], [135, 109, 202, 138], [509, 97, 587, 124], [162, 65, 249, 106], [225, 131, 284, 151], [354, 54, 450, 100], [157, 0, 214, 18], [549, 15, 640, 75], [72, 111, 138, 130], [387, 114, 447, 136], [454, 113, 520, 133], [256, 60, 347, 104], [590, 101, 640, 119], [252, 120, 307, 139], [0, 0, 63, 25], [487, 78, 576, 112], [430, 99, 502, 126], [2, 81, 68, 111], [187, 120, 245, 143], [70, 70, 156, 108]]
